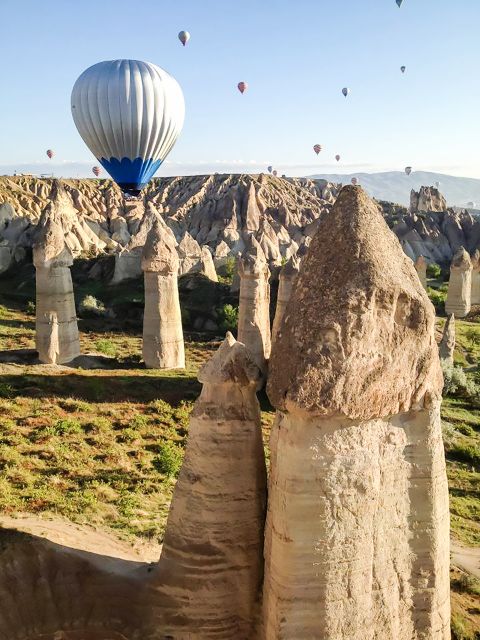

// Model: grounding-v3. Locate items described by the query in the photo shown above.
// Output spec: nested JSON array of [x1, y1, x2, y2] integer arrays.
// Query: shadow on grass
[[0, 319, 35, 331]]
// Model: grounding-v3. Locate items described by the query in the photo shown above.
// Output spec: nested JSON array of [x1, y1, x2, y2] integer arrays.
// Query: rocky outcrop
[[141, 219, 185, 369], [32, 182, 80, 364], [445, 246, 472, 317], [439, 313, 455, 365], [238, 236, 271, 376], [263, 186, 450, 639], [471, 249, 480, 305], [410, 186, 447, 213], [272, 255, 300, 341], [414, 254, 427, 289], [152, 332, 267, 639]]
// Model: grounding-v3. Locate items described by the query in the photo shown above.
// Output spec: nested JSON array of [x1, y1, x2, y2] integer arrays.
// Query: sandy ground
[[451, 540, 480, 579], [0, 513, 161, 563]]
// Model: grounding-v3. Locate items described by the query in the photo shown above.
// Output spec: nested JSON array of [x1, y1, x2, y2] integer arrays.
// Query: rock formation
[[414, 254, 427, 289], [471, 249, 480, 305], [151, 332, 267, 638], [263, 186, 450, 639], [445, 246, 472, 318], [141, 219, 185, 369], [410, 186, 447, 213], [238, 236, 271, 376], [32, 182, 80, 364], [272, 255, 300, 341], [439, 313, 455, 365]]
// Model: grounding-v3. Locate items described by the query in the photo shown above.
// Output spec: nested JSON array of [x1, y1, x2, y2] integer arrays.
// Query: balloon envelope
[[313, 144, 322, 155], [238, 81, 247, 94], [405, 166, 412, 175], [46, 149, 54, 159], [273, 170, 277, 176], [178, 30, 190, 46], [267, 165, 273, 173], [400, 66, 406, 73], [342, 87, 350, 97], [396, 0, 404, 6], [351, 177, 358, 185], [92, 166, 101, 177], [71, 59, 185, 196], [335, 154, 340, 162]]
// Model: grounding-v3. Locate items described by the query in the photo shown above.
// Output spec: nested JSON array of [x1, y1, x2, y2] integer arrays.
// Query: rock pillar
[[414, 255, 427, 289], [32, 183, 80, 364], [439, 313, 455, 366], [272, 256, 300, 341], [445, 246, 472, 318], [152, 332, 267, 639], [141, 220, 185, 369], [470, 249, 480, 305], [238, 236, 271, 375], [262, 186, 450, 640]]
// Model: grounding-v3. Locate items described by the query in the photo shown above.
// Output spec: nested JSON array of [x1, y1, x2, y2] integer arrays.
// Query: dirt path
[[451, 540, 480, 579]]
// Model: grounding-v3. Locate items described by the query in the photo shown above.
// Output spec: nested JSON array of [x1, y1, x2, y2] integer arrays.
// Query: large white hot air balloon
[[71, 59, 185, 195]]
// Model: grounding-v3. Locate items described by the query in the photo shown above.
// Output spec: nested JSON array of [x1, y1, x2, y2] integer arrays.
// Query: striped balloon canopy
[[46, 149, 54, 159], [92, 166, 101, 177], [71, 59, 185, 196], [313, 144, 322, 155]]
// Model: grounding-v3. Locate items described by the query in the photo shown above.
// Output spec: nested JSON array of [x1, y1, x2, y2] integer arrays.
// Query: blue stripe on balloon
[[99, 156, 162, 190]]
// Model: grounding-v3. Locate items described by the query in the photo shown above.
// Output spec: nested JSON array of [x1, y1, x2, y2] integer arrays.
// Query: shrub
[[427, 287, 445, 313], [152, 441, 183, 477], [218, 304, 239, 331], [426, 263, 441, 279], [94, 339, 116, 357], [448, 441, 480, 467], [47, 418, 83, 436], [79, 295, 107, 318], [25, 300, 35, 316], [442, 360, 478, 398], [223, 256, 236, 283]]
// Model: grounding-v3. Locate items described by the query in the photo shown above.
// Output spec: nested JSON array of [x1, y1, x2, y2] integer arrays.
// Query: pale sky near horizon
[[1, 0, 479, 178]]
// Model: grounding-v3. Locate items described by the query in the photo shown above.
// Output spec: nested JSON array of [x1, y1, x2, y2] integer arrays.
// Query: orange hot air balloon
[[92, 166, 101, 177], [237, 81, 247, 94], [351, 177, 358, 185], [335, 154, 341, 162], [46, 149, 54, 159], [313, 144, 322, 155]]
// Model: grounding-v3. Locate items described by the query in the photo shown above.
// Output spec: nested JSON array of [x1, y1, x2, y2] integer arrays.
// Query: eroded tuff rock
[[32, 182, 80, 364], [410, 186, 447, 213], [152, 333, 267, 638], [263, 186, 449, 639], [439, 313, 455, 365], [238, 236, 271, 376], [414, 254, 427, 289], [445, 246, 472, 318], [271, 255, 300, 342], [471, 249, 480, 305], [141, 219, 185, 369]]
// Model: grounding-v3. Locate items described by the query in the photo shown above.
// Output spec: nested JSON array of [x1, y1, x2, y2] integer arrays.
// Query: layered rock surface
[[439, 313, 455, 365], [272, 255, 300, 341], [263, 186, 450, 639], [445, 247, 472, 318]]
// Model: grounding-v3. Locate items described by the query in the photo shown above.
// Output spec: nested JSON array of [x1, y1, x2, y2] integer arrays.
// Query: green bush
[[48, 418, 83, 436], [94, 339, 116, 357], [25, 300, 35, 316], [448, 441, 480, 467], [426, 263, 441, 279], [218, 303, 239, 331], [152, 441, 183, 477], [427, 287, 445, 313], [223, 256, 236, 283], [442, 361, 478, 398]]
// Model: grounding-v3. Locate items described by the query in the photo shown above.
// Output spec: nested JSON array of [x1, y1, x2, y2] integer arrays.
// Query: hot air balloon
[[46, 149, 54, 159], [396, 0, 404, 6], [335, 154, 341, 162], [273, 170, 278, 176], [238, 81, 247, 94], [405, 166, 412, 176], [92, 166, 101, 177], [400, 66, 406, 73], [435, 181, 440, 189], [178, 30, 190, 46], [267, 165, 273, 173], [351, 177, 358, 186], [313, 144, 322, 155], [71, 59, 185, 196], [342, 87, 350, 97]]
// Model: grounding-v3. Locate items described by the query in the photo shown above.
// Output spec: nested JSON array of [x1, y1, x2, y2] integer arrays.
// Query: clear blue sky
[[1, 0, 479, 178]]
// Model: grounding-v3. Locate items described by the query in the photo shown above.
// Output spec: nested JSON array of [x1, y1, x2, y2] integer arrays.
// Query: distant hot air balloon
[[313, 144, 322, 155], [396, 0, 404, 6], [273, 170, 278, 176], [351, 177, 358, 185], [71, 59, 185, 196], [238, 81, 247, 94], [342, 87, 350, 97], [400, 66, 406, 73], [92, 166, 101, 177], [435, 181, 440, 189], [405, 166, 412, 175], [267, 165, 273, 173], [178, 30, 190, 46], [46, 149, 54, 159], [335, 154, 341, 162], [468, 201, 476, 208]]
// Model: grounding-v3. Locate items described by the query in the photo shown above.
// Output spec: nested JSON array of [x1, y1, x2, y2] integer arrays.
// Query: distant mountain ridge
[[308, 171, 480, 208]]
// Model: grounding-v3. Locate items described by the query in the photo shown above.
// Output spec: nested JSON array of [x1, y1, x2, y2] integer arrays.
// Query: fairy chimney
[[272, 256, 300, 341], [262, 186, 450, 639], [439, 313, 455, 366], [445, 247, 472, 318], [414, 255, 427, 289], [470, 249, 480, 305]]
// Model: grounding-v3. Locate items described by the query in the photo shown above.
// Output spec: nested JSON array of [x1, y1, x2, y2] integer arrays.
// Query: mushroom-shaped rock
[[262, 186, 449, 640], [237, 235, 271, 377], [272, 255, 300, 342], [32, 182, 80, 364], [141, 220, 185, 369], [439, 313, 455, 365], [445, 246, 472, 318], [152, 333, 267, 639], [471, 249, 480, 305], [414, 254, 427, 289]]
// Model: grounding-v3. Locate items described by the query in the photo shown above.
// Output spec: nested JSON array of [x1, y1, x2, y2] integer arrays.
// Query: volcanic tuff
[[0, 175, 479, 277]]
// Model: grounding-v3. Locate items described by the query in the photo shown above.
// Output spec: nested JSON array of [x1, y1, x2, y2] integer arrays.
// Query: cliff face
[[0, 175, 478, 277]]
